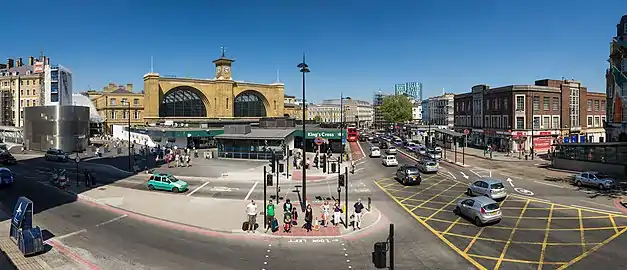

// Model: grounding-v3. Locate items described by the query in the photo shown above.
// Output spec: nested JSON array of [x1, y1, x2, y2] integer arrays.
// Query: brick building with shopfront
[[454, 79, 606, 154]]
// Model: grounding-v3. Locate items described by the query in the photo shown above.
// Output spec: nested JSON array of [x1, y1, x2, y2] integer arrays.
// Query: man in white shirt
[[246, 200, 258, 233]]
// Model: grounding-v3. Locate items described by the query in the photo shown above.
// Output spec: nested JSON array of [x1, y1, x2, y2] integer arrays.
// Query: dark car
[[0, 152, 16, 165], [395, 165, 422, 186], [379, 141, 388, 149], [358, 135, 367, 142], [371, 137, 379, 143]]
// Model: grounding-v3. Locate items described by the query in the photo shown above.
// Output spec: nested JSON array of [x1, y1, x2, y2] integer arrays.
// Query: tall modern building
[[395, 82, 423, 101], [606, 15, 627, 141], [373, 91, 390, 129], [44, 64, 73, 106]]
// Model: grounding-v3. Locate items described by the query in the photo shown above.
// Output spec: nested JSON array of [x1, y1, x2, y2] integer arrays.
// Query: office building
[[454, 80, 606, 153], [373, 91, 389, 129]]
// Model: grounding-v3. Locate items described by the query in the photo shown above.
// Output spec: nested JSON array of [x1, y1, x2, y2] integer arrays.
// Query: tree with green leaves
[[312, 115, 322, 123], [380, 95, 413, 124]]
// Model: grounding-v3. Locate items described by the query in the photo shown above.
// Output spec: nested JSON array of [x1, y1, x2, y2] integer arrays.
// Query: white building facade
[[412, 100, 422, 122], [44, 64, 73, 106], [426, 94, 454, 127], [308, 98, 374, 128]]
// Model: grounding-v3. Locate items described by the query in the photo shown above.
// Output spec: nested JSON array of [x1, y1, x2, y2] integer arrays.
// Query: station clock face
[[224, 66, 230, 73], [216, 66, 221, 73]]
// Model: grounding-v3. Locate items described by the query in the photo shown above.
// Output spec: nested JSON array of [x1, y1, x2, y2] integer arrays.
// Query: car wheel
[[453, 206, 460, 215], [598, 184, 606, 190], [474, 217, 482, 226], [575, 181, 582, 187], [172, 187, 179, 193], [467, 189, 473, 196], [148, 185, 154, 190]]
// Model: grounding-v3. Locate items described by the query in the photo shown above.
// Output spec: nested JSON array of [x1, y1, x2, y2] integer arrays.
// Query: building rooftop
[[215, 128, 295, 140], [72, 93, 105, 123]]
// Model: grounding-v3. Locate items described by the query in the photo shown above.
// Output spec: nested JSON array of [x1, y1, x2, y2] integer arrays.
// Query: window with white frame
[[134, 110, 140, 119], [594, 116, 600, 127], [543, 97, 549, 110], [570, 87, 580, 127], [587, 116, 593, 127], [110, 110, 116, 119], [601, 100, 606, 111], [543, 116, 550, 129], [516, 117, 524, 129], [552, 97, 559, 111], [515, 95, 525, 111], [587, 100, 592, 111], [533, 116, 540, 129], [594, 100, 599, 111], [601, 116, 606, 126], [503, 115, 509, 129], [533, 96, 540, 111], [552, 116, 559, 129]]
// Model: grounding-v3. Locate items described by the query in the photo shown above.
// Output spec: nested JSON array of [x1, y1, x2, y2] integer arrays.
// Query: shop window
[[587, 116, 593, 127], [594, 116, 600, 127]]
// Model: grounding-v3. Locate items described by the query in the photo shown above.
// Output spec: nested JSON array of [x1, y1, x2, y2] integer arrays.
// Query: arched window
[[234, 91, 267, 117], [159, 86, 207, 117]]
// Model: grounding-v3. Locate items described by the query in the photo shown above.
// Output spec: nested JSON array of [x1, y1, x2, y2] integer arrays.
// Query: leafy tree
[[312, 115, 322, 123], [381, 95, 413, 124]]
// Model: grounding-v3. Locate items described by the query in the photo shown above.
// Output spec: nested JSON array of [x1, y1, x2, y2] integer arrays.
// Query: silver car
[[467, 178, 507, 200], [454, 196, 502, 226], [417, 159, 438, 173], [573, 171, 615, 190], [385, 146, 397, 155]]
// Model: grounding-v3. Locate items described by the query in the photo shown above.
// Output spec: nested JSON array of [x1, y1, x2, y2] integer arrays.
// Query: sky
[[1, 1, 626, 103]]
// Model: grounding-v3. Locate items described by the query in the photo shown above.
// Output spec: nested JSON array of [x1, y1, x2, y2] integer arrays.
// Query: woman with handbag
[[303, 205, 313, 232], [333, 200, 342, 227]]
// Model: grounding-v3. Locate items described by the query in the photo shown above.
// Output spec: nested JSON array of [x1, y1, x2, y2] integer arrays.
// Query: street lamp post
[[297, 54, 310, 212], [123, 101, 132, 171]]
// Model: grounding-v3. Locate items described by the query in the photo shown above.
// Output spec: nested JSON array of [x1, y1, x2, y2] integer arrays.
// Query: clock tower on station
[[213, 47, 234, 80]]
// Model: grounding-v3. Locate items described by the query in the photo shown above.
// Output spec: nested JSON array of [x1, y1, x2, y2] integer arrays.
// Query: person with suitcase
[[245, 200, 258, 234], [265, 200, 277, 233]]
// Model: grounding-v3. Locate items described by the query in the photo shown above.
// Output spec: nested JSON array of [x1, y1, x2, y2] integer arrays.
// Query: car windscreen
[[593, 173, 609, 179], [426, 161, 437, 166], [371, 148, 379, 151], [167, 175, 179, 182], [405, 167, 420, 174], [483, 203, 500, 211], [388, 147, 395, 150], [0, 170, 10, 177], [490, 183, 505, 189]]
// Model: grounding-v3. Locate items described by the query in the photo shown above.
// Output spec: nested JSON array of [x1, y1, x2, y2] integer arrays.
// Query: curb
[[613, 199, 627, 214]]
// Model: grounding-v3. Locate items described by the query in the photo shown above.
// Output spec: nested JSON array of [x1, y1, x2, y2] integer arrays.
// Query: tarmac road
[[362, 140, 627, 270]]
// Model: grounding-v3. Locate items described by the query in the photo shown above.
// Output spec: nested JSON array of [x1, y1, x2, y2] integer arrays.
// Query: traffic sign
[[463, 129, 470, 135], [314, 137, 324, 146], [342, 138, 347, 145]]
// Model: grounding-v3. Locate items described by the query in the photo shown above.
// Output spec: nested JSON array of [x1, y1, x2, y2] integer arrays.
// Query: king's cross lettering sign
[[301, 130, 345, 140]]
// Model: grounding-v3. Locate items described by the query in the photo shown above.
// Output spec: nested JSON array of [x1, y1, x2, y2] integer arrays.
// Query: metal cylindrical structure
[[23, 105, 89, 153]]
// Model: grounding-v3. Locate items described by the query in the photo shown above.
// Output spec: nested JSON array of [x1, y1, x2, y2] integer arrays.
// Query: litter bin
[[117, 148, 122, 154], [279, 163, 285, 173], [331, 162, 337, 173], [18, 227, 44, 256]]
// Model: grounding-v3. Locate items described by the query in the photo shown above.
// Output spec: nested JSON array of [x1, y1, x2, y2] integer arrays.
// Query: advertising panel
[[532, 137, 553, 151], [58, 66, 73, 106], [33, 62, 44, 73]]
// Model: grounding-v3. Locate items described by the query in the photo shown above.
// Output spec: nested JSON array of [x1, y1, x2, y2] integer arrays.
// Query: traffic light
[[372, 242, 387, 268], [322, 156, 327, 173], [339, 174, 345, 187], [266, 174, 273, 186]]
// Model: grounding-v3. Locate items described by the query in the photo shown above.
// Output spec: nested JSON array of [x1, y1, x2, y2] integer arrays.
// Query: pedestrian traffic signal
[[372, 242, 386, 268], [266, 174, 273, 186], [339, 174, 345, 187]]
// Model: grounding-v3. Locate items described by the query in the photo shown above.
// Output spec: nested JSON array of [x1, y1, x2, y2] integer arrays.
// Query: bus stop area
[[553, 142, 627, 178]]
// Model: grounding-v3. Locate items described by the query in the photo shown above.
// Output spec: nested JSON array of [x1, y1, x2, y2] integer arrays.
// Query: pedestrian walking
[[333, 200, 342, 227], [245, 200, 258, 233], [265, 200, 276, 233], [353, 198, 365, 230], [283, 199, 293, 213], [303, 204, 313, 232], [83, 169, 90, 187], [291, 204, 299, 225], [321, 200, 331, 227]]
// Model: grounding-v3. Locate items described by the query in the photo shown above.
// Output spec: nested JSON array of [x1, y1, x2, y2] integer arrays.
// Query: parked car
[[573, 171, 615, 190], [0, 167, 14, 186], [454, 196, 502, 226], [385, 146, 397, 155], [467, 178, 507, 200], [0, 152, 17, 165], [147, 172, 189, 193], [395, 165, 421, 185], [370, 147, 381, 158], [382, 155, 398, 167], [45, 149, 69, 162], [417, 159, 438, 173]]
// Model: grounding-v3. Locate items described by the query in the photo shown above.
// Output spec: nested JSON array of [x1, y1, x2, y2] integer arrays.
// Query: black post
[[298, 54, 310, 212], [344, 166, 348, 229], [389, 223, 395, 270], [275, 154, 280, 203], [127, 102, 132, 171], [462, 135, 465, 165], [263, 165, 267, 228], [75, 153, 79, 187], [531, 92, 535, 160], [454, 136, 457, 163]]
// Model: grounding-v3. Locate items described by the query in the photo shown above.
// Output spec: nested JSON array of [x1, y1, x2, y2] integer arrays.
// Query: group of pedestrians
[[247, 197, 368, 234]]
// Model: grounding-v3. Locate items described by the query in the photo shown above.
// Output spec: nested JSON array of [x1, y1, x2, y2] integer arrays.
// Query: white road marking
[[244, 181, 259, 201], [447, 171, 456, 179], [187, 181, 210, 196], [470, 170, 482, 177], [571, 205, 622, 215], [507, 178, 515, 187], [210, 186, 239, 192], [514, 187, 534, 196], [54, 229, 87, 240], [533, 181, 566, 189], [96, 214, 128, 227], [460, 172, 469, 179]]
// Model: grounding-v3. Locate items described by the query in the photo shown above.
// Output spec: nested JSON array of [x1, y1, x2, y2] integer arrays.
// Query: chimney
[[7, 58, 14, 69], [126, 84, 133, 92], [28, 56, 34, 66], [17, 58, 23, 67]]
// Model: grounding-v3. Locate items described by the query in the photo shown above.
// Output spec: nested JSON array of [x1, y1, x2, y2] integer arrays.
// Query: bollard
[[368, 197, 372, 211]]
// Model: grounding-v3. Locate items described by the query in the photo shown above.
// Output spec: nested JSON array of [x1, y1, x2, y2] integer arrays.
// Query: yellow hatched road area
[[375, 172, 627, 270]]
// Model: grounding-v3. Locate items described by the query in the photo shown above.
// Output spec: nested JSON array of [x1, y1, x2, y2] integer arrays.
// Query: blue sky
[[1, 1, 625, 102]]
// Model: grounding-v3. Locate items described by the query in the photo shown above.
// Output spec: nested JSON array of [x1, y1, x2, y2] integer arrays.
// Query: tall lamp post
[[298, 54, 310, 212], [123, 101, 132, 171]]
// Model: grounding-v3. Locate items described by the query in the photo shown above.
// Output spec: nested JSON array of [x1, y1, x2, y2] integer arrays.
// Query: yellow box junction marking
[[538, 204, 554, 270]]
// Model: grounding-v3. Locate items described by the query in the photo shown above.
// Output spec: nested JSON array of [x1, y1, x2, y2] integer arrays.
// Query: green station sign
[[293, 130, 346, 140]]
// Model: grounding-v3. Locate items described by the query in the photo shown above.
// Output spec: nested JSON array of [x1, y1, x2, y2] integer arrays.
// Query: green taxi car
[[147, 173, 188, 193]]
